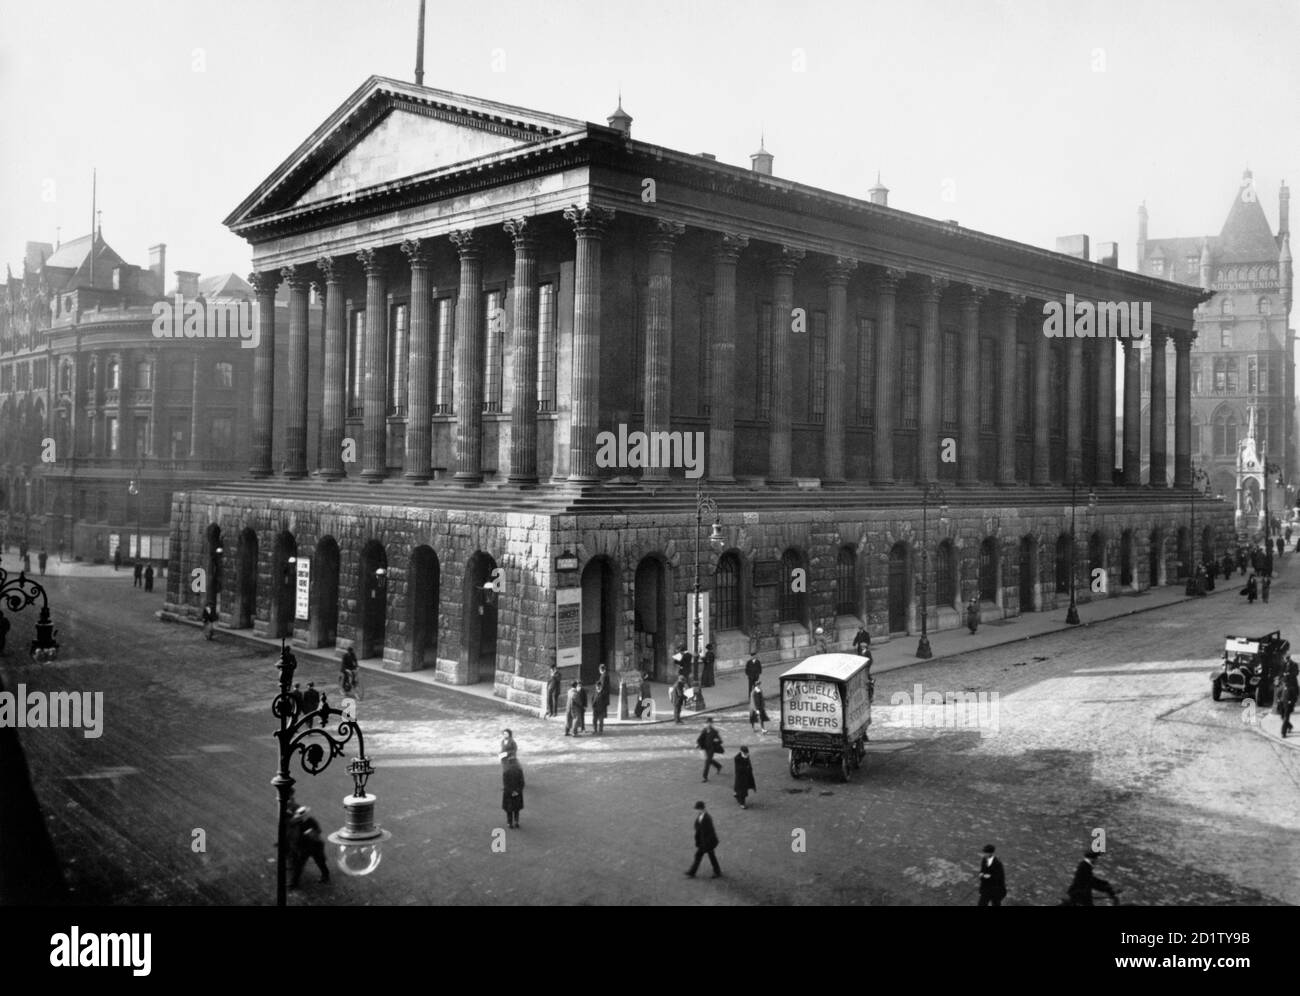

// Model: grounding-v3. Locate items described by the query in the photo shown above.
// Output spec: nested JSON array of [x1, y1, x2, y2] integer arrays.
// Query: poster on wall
[[295, 557, 311, 620], [556, 587, 581, 667]]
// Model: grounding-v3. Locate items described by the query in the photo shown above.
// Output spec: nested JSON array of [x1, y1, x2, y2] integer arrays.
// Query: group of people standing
[[543, 663, 613, 736]]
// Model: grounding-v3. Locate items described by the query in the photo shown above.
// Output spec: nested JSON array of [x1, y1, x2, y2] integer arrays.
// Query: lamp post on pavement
[[1066, 472, 1098, 625], [692, 483, 724, 697], [915, 483, 948, 660], [1187, 466, 1210, 595]]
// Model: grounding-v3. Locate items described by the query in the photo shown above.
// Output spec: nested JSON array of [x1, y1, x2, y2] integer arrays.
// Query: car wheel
[[1211, 676, 1223, 701]]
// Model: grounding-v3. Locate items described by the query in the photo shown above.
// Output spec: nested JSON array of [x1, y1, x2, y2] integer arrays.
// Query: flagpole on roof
[[89, 168, 97, 286], [414, 0, 426, 86]]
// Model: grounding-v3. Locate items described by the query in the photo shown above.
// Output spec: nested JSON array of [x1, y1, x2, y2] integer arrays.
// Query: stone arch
[[580, 555, 618, 685], [634, 553, 673, 682], [270, 530, 297, 639], [235, 527, 258, 629], [310, 535, 341, 649], [358, 540, 388, 660], [408, 544, 440, 671]]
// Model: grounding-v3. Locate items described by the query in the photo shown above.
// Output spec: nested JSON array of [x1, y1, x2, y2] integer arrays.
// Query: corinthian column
[[1174, 333, 1192, 487], [1122, 338, 1141, 486], [504, 219, 539, 484], [281, 264, 311, 478], [401, 239, 435, 483], [247, 270, 280, 477], [316, 256, 346, 480], [960, 286, 986, 484], [1031, 309, 1051, 485], [997, 294, 1024, 485], [1096, 338, 1116, 485], [563, 204, 615, 482], [709, 234, 748, 483], [1065, 332, 1082, 480], [642, 220, 685, 483], [872, 268, 904, 484], [1149, 326, 1168, 487], [767, 246, 804, 484], [448, 230, 484, 483], [918, 275, 946, 483], [823, 257, 857, 483], [356, 247, 388, 482]]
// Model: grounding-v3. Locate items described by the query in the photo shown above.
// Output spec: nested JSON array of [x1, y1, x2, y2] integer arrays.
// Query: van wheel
[[788, 750, 802, 779], [840, 753, 852, 782], [1211, 676, 1223, 701]]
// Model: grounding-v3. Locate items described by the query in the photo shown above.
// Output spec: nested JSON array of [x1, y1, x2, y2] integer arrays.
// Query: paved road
[[3, 561, 1297, 905]]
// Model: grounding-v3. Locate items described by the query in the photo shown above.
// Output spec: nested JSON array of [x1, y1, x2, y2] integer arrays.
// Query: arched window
[[935, 540, 955, 605], [214, 362, 233, 389], [1221, 297, 1234, 316], [1191, 358, 1201, 394], [1055, 534, 1072, 593], [979, 538, 998, 602], [107, 358, 120, 390], [1247, 356, 1258, 393], [716, 553, 741, 630], [777, 549, 806, 625], [835, 547, 857, 617], [135, 360, 152, 390], [1213, 358, 1226, 393], [1258, 296, 1271, 316]]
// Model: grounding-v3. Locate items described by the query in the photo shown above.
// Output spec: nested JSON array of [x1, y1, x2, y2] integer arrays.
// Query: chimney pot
[[1055, 234, 1091, 260]]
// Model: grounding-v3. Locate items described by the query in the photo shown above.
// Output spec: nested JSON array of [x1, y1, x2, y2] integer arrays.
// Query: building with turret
[[1134, 170, 1294, 521]]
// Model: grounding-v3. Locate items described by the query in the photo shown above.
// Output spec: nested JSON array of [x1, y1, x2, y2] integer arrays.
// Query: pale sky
[[2, 0, 1297, 281]]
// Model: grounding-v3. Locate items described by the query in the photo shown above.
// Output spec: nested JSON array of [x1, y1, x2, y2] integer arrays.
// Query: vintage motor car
[[1212, 631, 1288, 707]]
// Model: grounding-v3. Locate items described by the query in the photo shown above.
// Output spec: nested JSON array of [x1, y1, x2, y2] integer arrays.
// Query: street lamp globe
[[328, 794, 392, 877], [708, 521, 724, 550]]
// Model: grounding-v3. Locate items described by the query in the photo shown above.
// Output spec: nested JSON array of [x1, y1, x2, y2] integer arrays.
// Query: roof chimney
[[1095, 242, 1118, 268], [607, 94, 632, 137], [174, 270, 199, 300], [868, 172, 888, 206], [149, 244, 166, 297], [750, 135, 773, 176], [1055, 234, 1090, 260]]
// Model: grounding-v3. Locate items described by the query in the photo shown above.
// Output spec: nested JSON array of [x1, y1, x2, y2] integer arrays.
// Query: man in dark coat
[[143, 564, 155, 592], [1241, 575, 1258, 604], [502, 756, 525, 828], [564, 682, 582, 736], [545, 664, 562, 718], [965, 598, 980, 634], [113, 548, 122, 572], [744, 653, 763, 694], [287, 806, 330, 887], [1066, 851, 1116, 905], [1278, 656, 1299, 738], [133, 561, 143, 587], [1222, 553, 1235, 579], [685, 801, 721, 878], [749, 680, 769, 734], [978, 844, 1007, 906], [696, 717, 724, 782], [201, 604, 217, 640], [732, 746, 756, 808], [591, 666, 609, 733], [37, 550, 47, 575], [634, 672, 653, 718], [671, 676, 687, 724], [1278, 537, 1286, 558], [301, 682, 321, 725], [576, 682, 589, 732]]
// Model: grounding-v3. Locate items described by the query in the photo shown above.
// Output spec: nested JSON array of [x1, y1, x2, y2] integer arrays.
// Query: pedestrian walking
[[671, 675, 687, 724], [733, 745, 756, 808], [749, 680, 769, 734], [1287, 526, 1294, 543], [1222, 553, 1234, 579], [978, 844, 1007, 906], [685, 801, 721, 878], [499, 728, 518, 764], [965, 597, 980, 635], [339, 645, 359, 695], [301, 681, 321, 724], [37, 550, 47, 576], [502, 756, 525, 828], [701, 643, 716, 687], [577, 681, 589, 732], [592, 666, 609, 733], [1241, 574, 1258, 604], [113, 548, 122, 572], [634, 671, 653, 718], [133, 561, 143, 587], [1278, 537, 1286, 558], [1066, 850, 1117, 906], [287, 805, 330, 888], [144, 564, 155, 592], [0, 611, 9, 653], [201, 603, 217, 640], [22, 552, 30, 574], [696, 716, 724, 781], [290, 682, 304, 715], [564, 681, 582, 736], [1262, 576, 1271, 603], [744, 652, 762, 695], [545, 663, 562, 718], [853, 626, 871, 656], [1278, 656, 1299, 738]]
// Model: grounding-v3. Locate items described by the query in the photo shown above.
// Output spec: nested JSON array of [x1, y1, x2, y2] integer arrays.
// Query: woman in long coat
[[502, 757, 525, 828], [733, 746, 757, 809]]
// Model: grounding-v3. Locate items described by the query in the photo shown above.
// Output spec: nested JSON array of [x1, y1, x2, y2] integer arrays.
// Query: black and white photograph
[[0, 0, 1295, 960]]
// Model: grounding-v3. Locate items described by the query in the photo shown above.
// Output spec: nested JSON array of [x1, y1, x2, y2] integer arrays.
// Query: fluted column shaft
[[997, 296, 1022, 484], [565, 205, 614, 481], [1122, 338, 1141, 485], [1065, 335, 1083, 479], [642, 221, 685, 482], [317, 257, 346, 480], [147, 350, 161, 457], [1149, 327, 1168, 487], [872, 270, 903, 484], [188, 353, 201, 459], [401, 240, 435, 483], [767, 247, 804, 484], [824, 258, 856, 482], [1031, 313, 1051, 485], [282, 266, 311, 478], [504, 220, 539, 484], [917, 276, 945, 483], [450, 231, 484, 482], [248, 271, 279, 477], [960, 286, 984, 483], [357, 248, 389, 481], [709, 235, 747, 482], [1174, 335, 1192, 487], [1096, 339, 1116, 484]]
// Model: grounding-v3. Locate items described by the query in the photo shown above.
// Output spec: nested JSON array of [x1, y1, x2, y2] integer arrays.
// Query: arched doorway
[[581, 556, 617, 685], [1055, 533, 1072, 595], [1176, 527, 1190, 580], [778, 548, 809, 628], [1120, 529, 1134, 589], [409, 545, 440, 671], [1019, 536, 1036, 612], [205, 524, 223, 611], [464, 551, 498, 683], [270, 530, 297, 639], [634, 555, 671, 682], [979, 538, 998, 603], [358, 540, 388, 660], [888, 542, 910, 634], [235, 528, 258, 629], [1148, 528, 1163, 587], [309, 536, 340, 648]]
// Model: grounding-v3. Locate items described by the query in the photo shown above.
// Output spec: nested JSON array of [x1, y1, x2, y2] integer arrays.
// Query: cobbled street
[[4, 560, 1298, 906]]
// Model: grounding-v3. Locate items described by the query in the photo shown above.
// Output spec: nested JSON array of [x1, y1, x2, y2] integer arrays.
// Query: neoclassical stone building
[[164, 76, 1232, 709]]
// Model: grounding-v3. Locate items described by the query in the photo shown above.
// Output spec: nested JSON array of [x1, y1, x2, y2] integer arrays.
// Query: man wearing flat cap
[[977, 844, 1006, 906]]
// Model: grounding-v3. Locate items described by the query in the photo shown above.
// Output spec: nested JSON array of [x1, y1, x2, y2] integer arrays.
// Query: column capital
[[1000, 291, 1029, 316], [961, 284, 990, 311], [563, 203, 615, 236], [1120, 336, 1137, 353], [713, 233, 750, 264], [647, 219, 686, 253], [1173, 330, 1194, 354], [1150, 324, 1171, 345], [823, 257, 858, 286], [315, 255, 343, 284], [502, 217, 538, 250], [356, 246, 387, 275], [248, 270, 281, 296], [766, 246, 806, 277], [873, 266, 907, 293], [917, 273, 949, 303], [448, 229, 481, 259], [279, 264, 312, 289], [400, 237, 436, 266]]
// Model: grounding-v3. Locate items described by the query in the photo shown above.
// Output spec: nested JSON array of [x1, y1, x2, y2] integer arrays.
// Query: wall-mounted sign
[[295, 558, 311, 620], [753, 561, 780, 587], [555, 550, 579, 573], [556, 587, 581, 667]]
